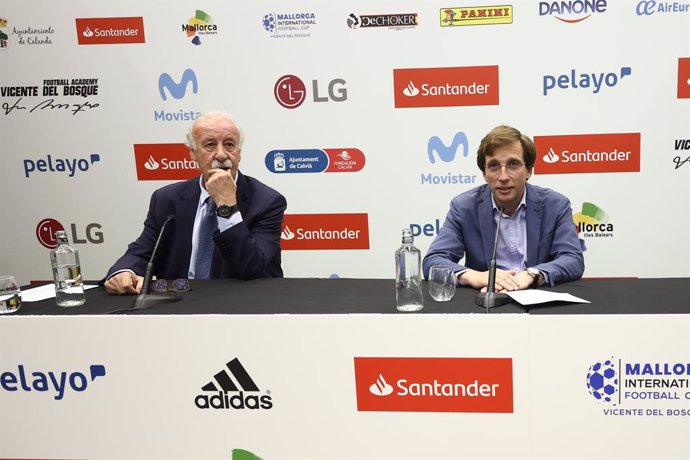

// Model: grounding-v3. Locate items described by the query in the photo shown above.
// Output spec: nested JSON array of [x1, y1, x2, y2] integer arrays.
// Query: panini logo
[[133, 143, 199, 180], [75, 17, 145, 45], [195, 358, 273, 410], [440, 6, 513, 26], [393, 66, 499, 108], [533, 133, 640, 174], [354, 357, 514, 413], [281, 213, 370, 250]]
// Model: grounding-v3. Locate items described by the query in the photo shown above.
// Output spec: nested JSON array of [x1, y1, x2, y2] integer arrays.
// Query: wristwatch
[[526, 267, 541, 288], [216, 204, 239, 219]]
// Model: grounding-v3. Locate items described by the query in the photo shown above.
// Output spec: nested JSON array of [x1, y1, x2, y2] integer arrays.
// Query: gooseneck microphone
[[475, 206, 510, 309], [132, 214, 182, 311]]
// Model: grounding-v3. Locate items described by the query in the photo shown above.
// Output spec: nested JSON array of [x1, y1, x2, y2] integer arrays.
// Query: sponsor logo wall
[[1, 0, 689, 284]]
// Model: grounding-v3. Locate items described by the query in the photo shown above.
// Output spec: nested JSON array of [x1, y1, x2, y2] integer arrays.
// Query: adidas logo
[[194, 358, 273, 410]]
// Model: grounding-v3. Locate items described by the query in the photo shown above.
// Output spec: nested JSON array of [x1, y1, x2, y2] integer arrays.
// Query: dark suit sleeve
[[214, 191, 287, 279]]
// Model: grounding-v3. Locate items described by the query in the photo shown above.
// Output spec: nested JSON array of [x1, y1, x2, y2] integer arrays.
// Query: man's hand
[[104, 272, 144, 295], [205, 168, 237, 207], [459, 268, 526, 292]]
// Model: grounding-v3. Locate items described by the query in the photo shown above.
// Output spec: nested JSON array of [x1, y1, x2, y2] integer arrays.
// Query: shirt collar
[[491, 189, 527, 215]]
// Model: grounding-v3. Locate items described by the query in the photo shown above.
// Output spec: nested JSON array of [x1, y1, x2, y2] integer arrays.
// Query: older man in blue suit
[[423, 125, 584, 292], [104, 111, 287, 295]]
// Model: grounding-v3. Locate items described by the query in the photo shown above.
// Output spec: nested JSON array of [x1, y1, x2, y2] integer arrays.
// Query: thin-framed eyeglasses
[[485, 159, 525, 174], [151, 279, 191, 293]]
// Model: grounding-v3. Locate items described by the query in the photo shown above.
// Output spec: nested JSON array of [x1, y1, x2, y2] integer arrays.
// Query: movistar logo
[[427, 132, 469, 163], [158, 68, 198, 100]]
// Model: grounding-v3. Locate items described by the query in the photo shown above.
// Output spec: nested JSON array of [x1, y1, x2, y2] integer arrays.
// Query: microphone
[[132, 214, 182, 310], [475, 206, 510, 309]]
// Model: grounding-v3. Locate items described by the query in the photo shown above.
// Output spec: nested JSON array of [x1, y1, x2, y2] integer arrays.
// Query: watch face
[[216, 204, 238, 218]]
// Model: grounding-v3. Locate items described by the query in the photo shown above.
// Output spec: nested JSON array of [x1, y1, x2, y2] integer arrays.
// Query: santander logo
[[402, 81, 420, 97], [543, 148, 560, 164], [82, 27, 94, 37], [369, 374, 394, 396], [280, 213, 369, 250], [144, 155, 160, 170]]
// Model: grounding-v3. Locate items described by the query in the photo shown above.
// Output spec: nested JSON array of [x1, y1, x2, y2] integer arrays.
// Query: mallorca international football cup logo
[[586, 358, 618, 405]]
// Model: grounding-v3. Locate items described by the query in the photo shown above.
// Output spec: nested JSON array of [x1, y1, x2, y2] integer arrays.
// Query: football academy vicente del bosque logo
[[195, 358, 273, 410], [354, 357, 513, 413]]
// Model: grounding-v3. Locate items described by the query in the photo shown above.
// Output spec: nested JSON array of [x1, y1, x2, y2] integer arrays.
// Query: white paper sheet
[[20, 284, 99, 302], [507, 289, 590, 306]]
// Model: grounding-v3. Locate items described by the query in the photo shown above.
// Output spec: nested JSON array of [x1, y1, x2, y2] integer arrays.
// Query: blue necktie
[[195, 197, 216, 279]]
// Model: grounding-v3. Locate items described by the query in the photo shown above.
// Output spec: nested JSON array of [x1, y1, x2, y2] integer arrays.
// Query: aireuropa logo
[[263, 11, 316, 38], [573, 202, 613, 240], [393, 66, 499, 108], [36, 218, 104, 249], [543, 66, 631, 96], [538, 0, 607, 23], [274, 74, 347, 109], [533, 133, 640, 174], [354, 357, 513, 413], [440, 6, 513, 26], [182, 10, 217, 45], [585, 357, 690, 417], [133, 143, 199, 180], [678, 57, 690, 99], [23, 153, 100, 178], [636, 1, 690, 16], [281, 214, 369, 250], [347, 12, 418, 30], [195, 358, 273, 410], [422, 132, 478, 186], [265, 149, 365, 173], [0, 364, 106, 400], [75, 17, 145, 45]]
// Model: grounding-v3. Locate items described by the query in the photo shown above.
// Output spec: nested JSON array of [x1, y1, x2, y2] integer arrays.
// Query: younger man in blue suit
[[104, 111, 287, 295], [423, 125, 584, 292]]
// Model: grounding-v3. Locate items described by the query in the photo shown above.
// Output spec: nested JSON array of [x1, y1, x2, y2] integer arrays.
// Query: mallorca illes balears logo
[[182, 10, 217, 45], [422, 131, 478, 186], [573, 202, 613, 246], [262, 11, 316, 39], [265, 148, 365, 174], [195, 358, 273, 411], [538, 0, 608, 23], [440, 6, 513, 26], [586, 357, 690, 417]]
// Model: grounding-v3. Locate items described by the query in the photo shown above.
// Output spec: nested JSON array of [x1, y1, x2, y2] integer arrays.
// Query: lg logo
[[274, 74, 347, 109], [36, 218, 104, 249]]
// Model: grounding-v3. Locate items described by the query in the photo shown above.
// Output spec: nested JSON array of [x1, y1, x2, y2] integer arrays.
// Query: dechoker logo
[[182, 10, 217, 45], [586, 356, 690, 417], [538, 0, 608, 23], [440, 6, 514, 26], [265, 148, 365, 173], [347, 12, 418, 30], [263, 11, 317, 39], [195, 358, 273, 411]]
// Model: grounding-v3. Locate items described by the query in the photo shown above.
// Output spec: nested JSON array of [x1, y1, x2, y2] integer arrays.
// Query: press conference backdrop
[[1, 0, 689, 285]]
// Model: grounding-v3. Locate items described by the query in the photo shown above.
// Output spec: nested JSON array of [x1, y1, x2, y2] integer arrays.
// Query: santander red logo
[[679, 57, 690, 99], [533, 133, 640, 175], [354, 357, 513, 413], [75, 17, 145, 45], [133, 143, 199, 180], [280, 213, 369, 250]]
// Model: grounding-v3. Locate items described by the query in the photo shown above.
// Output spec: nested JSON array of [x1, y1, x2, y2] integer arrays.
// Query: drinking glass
[[428, 266, 456, 302], [0, 275, 21, 314]]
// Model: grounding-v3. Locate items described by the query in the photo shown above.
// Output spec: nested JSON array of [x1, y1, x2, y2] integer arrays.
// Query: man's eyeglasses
[[151, 279, 191, 293], [485, 159, 525, 174]]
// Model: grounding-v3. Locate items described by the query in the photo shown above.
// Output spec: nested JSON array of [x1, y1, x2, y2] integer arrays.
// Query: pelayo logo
[[0, 364, 106, 400]]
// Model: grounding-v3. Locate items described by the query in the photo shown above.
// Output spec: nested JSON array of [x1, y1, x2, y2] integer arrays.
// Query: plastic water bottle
[[50, 230, 86, 307], [395, 228, 423, 312]]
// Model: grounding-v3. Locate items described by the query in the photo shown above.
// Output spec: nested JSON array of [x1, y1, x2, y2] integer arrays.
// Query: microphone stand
[[132, 215, 182, 311], [475, 207, 510, 310]]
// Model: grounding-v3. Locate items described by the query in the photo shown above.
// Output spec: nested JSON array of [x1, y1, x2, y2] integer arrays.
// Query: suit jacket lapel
[[525, 183, 543, 266]]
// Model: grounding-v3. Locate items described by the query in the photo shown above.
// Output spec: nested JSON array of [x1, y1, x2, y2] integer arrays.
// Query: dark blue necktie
[[195, 197, 216, 279]]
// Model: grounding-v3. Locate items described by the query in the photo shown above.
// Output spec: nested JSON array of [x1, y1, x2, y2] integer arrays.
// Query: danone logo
[[75, 17, 145, 44], [538, 0, 607, 23], [533, 133, 640, 174], [281, 213, 369, 250], [133, 143, 199, 180], [393, 66, 499, 108], [354, 357, 513, 413], [195, 358, 273, 410]]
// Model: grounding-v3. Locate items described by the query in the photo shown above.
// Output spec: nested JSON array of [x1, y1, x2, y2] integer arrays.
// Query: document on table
[[20, 284, 100, 302], [507, 289, 590, 306]]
